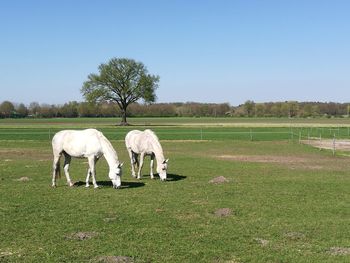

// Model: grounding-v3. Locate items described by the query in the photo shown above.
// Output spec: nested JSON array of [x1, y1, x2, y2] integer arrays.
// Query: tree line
[[0, 100, 349, 118], [0, 101, 231, 118]]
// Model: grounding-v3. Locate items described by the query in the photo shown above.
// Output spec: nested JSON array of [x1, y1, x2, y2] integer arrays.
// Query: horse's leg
[[63, 153, 74, 187], [88, 156, 99, 188], [52, 153, 61, 187], [85, 168, 91, 187], [134, 153, 139, 168], [127, 149, 136, 178], [137, 152, 145, 179], [150, 153, 155, 179]]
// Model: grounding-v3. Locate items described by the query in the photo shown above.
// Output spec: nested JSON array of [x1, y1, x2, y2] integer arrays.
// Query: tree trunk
[[119, 107, 129, 126]]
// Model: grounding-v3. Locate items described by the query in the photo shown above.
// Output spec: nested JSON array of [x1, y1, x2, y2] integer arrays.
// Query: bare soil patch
[[209, 176, 229, 184], [103, 217, 117, 222], [217, 154, 329, 170], [94, 256, 134, 263], [301, 139, 350, 151], [65, 231, 98, 241], [254, 238, 269, 247], [0, 149, 50, 160], [214, 208, 232, 217], [284, 232, 305, 241], [219, 154, 308, 164], [328, 247, 350, 256], [0, 250, 14, 258], [14, 177, 30, 182]]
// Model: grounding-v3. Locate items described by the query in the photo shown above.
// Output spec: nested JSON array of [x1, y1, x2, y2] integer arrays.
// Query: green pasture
[[1, 118, 350, 262]]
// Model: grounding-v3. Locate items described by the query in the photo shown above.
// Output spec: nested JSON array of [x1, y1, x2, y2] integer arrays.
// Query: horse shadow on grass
[[166, 173, 187, 182], [132, 173, 186, 182], [73, 173, 185, 188], [73, 181, 145, 189]]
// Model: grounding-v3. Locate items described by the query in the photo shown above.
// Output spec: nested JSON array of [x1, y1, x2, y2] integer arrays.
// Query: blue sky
[[0, 0, 349, 106]]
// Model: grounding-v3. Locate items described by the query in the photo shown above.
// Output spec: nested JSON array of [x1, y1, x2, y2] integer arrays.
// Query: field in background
[[3, 116, 350, 127], [2, 117, 350, 142], [1, 117, 350, 262]]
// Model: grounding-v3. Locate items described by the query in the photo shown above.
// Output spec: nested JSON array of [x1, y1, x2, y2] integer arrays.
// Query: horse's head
[[157, 159, 169, 181], [109, 162, 123, 189]]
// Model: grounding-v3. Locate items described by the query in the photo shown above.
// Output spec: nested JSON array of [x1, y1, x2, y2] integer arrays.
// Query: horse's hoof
[[85, 185, 90, 188], [94, 185, 99, 189]]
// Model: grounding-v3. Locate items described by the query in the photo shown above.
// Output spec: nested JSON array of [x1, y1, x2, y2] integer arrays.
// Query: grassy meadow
[[1, 117, 350, 262]]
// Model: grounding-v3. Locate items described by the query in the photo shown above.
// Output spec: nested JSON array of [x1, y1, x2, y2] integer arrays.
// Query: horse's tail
[[53, 155, 61, 179], [56, 162, 61, 179]]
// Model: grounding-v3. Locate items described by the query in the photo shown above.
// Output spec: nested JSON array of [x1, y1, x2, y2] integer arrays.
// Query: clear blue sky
[[1, 0, 349, 106]]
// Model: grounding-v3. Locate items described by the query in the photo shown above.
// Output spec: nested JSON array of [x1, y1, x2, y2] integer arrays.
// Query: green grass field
[[1, 118, 350, 262]]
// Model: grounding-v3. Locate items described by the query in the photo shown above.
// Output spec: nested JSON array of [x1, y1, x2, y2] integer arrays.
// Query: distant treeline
[[0, 100, 349, 118]]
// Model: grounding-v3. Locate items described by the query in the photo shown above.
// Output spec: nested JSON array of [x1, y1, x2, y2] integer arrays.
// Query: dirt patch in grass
[[0, 148, 50, 161], [284, 232, 305, 241], [14, 177, 30, 182], [214, 208, 232, 217], [103, 217, 117, 222], [219, 154, 310, 164], [0, 250, 15, 258], [94, 256, 134, 263], [328, 247, 350, 256], [301, 139, 350, 151], [254, 238, 270, 246], [217, 154, 332, 170], [66, 231, 98, 241], [209, 176, 229, 184]]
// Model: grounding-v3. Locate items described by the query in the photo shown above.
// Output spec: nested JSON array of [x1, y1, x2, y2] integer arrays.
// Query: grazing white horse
[[125, 129, 168, 181], [51, 129, 123, 189]]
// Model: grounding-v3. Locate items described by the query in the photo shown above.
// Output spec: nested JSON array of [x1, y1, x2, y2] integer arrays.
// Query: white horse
[[51, 128, 123, 189], [125, 129, 168, 181]]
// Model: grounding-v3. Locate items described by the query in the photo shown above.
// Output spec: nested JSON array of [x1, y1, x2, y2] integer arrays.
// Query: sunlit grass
[[1, 119, 350, 262]]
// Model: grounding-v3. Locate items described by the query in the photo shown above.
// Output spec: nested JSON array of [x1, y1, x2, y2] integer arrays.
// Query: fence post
[[250, 129, 253, 141], [299, 131, 301, 144], [319, 133, 322, 151], [333, 133, 336, 156], [200, 129, 203, 140]]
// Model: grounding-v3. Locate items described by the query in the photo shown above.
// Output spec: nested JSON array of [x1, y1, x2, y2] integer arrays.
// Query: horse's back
[[125, 130, 142, 146], [52, 129, 103, 157], [125, 129, 159, 154]]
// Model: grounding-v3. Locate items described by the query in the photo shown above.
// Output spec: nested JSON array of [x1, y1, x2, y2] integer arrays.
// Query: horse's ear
[[118, 162, 124, 168], [163, 159, 169, 164]]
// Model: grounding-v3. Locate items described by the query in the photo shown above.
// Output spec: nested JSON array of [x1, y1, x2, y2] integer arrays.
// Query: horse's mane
[[144, 129, 160, 142], [98, 131, 119, 162], [144, 129, 164, 156]]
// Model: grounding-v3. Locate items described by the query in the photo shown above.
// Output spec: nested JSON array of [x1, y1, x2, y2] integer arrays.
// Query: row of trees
[[1, 100, 350, 119], [235, 100, 350, 118], [0, 101, 231, 118]]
